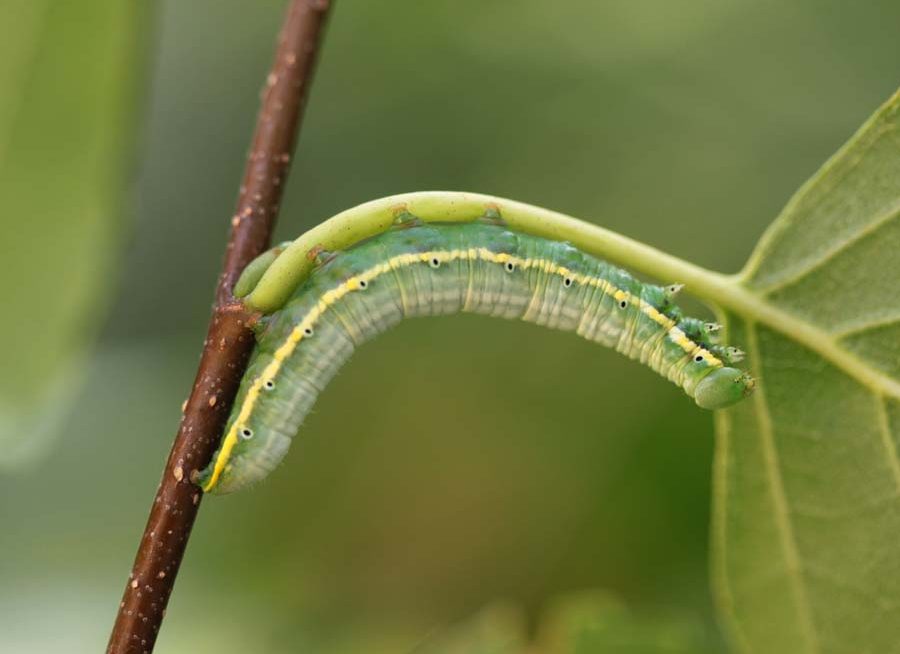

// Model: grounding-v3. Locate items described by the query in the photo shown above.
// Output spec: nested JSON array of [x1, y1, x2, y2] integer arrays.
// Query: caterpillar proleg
[[199, 193, 754, 494]]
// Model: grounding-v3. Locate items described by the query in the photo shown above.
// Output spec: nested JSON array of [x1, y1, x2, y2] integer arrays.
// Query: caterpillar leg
[[234, 241, 293, 299]]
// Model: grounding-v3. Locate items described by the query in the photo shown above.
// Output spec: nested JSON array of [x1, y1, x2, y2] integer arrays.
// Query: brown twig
[[106, 2, 333, 652]]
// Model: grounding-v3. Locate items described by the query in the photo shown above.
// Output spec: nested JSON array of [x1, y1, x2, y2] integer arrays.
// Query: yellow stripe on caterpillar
[[201, 245, 726, 491]]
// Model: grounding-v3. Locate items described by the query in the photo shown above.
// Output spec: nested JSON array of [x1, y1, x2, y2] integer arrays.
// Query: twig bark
[[106, 2, 333, 652]]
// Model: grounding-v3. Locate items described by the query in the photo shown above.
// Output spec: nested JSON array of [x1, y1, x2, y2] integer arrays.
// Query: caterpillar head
[[693, 367, 755, 410]]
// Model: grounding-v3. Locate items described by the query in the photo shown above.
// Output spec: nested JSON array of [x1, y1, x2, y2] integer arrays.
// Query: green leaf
[[711, 90, 900, 652], [0, 1, 151, 466]]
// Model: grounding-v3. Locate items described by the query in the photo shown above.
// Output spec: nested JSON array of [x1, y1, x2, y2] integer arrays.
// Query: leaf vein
[[748, 323, 820, 654], [834, 314, 900, 339], [756, 201, 900, 296], [711, 408, 754, 654], [875, 395, 900, 496]]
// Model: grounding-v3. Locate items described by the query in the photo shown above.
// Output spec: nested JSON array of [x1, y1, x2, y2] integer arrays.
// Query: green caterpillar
[[199, 193, 754, 494]]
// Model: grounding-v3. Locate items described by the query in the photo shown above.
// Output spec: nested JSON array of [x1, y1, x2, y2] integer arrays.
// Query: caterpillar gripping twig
[[200, 197, 754, 494]]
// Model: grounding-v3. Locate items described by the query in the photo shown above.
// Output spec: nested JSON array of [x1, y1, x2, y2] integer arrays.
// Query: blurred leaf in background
[[536, 591, 715, 654], [1, 1, 898, 653], [414, 592, 717, 654], [0, 1, 151, 466], [412, 602, 526, 654]]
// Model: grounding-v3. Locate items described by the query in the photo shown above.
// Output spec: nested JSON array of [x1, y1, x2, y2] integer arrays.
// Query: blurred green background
[[1, 1, 898, 651]]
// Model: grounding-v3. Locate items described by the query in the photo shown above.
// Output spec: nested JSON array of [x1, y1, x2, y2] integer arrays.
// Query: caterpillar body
[[199, 195, 754, 494]]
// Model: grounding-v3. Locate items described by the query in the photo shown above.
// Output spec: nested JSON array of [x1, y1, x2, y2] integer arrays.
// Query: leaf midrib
[[704, 273, 900, 398], [591, 235, 900, 399], [247, 191, 898, 398]]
